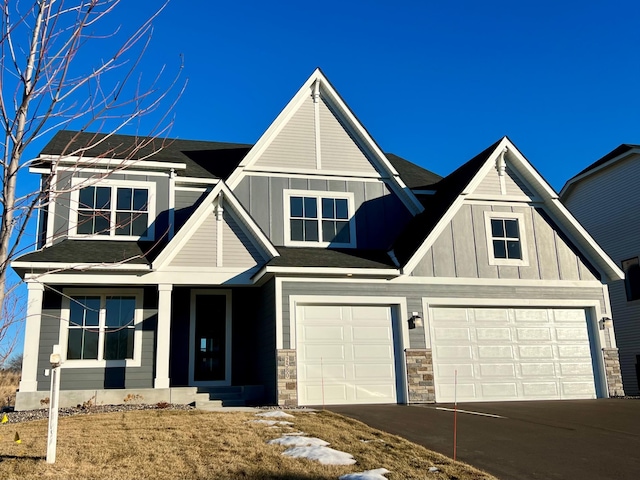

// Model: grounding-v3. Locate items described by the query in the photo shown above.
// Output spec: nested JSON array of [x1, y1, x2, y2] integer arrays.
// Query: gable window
[[484, 211, 529, 266], [71, 179, 155, 240], [61, 289, 142, 366], [285, 190, 356, 247], [622, 257, 640, 301]]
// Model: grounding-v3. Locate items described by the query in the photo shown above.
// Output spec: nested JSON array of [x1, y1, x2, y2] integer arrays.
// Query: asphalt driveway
[[329, 400, 640, 480]]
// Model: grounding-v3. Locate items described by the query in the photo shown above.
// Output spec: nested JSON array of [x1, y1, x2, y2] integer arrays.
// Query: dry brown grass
[[0, 371, 19, 409], [0, 409, 497, 480]]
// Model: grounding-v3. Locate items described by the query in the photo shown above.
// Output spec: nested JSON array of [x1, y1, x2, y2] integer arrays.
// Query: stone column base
[[277, 349, 297, 407], [602, 348, 625, 397], [406, 349, 435, 403]]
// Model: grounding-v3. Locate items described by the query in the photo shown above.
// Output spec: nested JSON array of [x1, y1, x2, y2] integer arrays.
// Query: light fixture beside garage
[[408, 312, 423, 329], [600, 317, 613, 330]]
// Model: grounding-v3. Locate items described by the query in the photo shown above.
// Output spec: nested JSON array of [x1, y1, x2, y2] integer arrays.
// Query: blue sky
[[115, 0, 639, 191]]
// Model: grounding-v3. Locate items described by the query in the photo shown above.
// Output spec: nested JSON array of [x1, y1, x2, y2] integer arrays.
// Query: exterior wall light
[[601, 317, 613, 330], [408, 312, 423, 330]]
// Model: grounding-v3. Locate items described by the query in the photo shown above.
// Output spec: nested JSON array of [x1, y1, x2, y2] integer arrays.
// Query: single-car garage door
[[431, 307, 597, 402], [297, 305, 398, 406]]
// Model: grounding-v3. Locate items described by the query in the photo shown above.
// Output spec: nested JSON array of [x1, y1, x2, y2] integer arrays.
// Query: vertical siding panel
[[471, 204, 498, 278], [556, 233, 581, 280], [270, 177, 288, 246], [432, 223, 456, 277], [290, 178, 308, 190], [233, 177, 250, 211], [533, 208, 561, 280], [451, 204, 478, 278], [328, 180, 347, 192], [413, 247, 435, 277], [349, 181, 368, 248], [250, 176, 270, 238], [309, 179, 328, 191]]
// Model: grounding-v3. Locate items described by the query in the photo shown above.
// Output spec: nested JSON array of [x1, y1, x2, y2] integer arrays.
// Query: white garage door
[[431, 307, 597, 402], [297, 305, 397, 406]]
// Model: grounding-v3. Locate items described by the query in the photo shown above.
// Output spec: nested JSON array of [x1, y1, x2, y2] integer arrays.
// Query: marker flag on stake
[[14, 431, 21, 444], [1, 413, 8, 424]]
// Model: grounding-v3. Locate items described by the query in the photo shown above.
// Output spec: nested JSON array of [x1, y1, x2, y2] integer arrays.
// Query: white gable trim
[[152, 183, 278, 270], [402, 137, 624, 282], [226, 69, 424, 216]]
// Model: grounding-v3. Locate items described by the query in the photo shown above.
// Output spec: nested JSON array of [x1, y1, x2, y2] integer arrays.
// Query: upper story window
[[60, 289, 143, 367], [70, 179, 155, 240], [284, 190, 356, 247], [622, 257, 640, 301], [484, 211, 529, 266]]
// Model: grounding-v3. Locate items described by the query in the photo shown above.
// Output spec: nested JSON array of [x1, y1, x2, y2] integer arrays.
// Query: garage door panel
[[523, 382, 558, 396], [437, 345, 472, 359], [352, 306, 390, 321], [303, 305, 344, 321], [519, 345, 554, 358], [477, 328, 511, 341], [300, 364, 346, 381], [478, 345, 514, 359], [352, 326, 392, 341], [474, 308, 509, 322], [352, 344, 393, 360], [301, 325, 344, 341], [354, 384, 396, 401], [521, 363, 556, 376], [556, 328, 589, 341], [431, 306, 596, 402], [354, 363, 395, 379], [303, 344, 345, 360], [516, 328, 552, 341], [436, 363, 474, 378], [479, 363, 516, 377], [481, 383, 518, 398], [302, 384, 348, 403], [434, 327, 471, 340]]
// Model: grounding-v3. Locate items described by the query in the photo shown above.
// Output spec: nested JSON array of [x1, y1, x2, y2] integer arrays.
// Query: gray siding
[[222, 211, 263, 267], [473, 162, 534, 198], [175, 188, 207, 232], [233, 175, 412, 248], [280, 280, 608, 351], [51, 170, 170, 243], [169, 211, 217, 267], [37, 287, 156, 391], [413, 203, 599, 281], [563, 156, 640, 394], [254, 95, 317, 170]]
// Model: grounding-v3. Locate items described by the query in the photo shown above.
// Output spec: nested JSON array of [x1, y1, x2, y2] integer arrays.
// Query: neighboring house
[[561, 144, 640, 395], [12, 69, 625, 410]]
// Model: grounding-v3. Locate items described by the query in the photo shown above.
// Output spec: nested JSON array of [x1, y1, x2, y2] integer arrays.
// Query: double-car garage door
[[431, 306, 597, 402], [295, 303, 598, 406]]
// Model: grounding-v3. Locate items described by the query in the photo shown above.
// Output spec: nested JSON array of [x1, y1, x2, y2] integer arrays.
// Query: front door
[[189, 290, 231, 386]]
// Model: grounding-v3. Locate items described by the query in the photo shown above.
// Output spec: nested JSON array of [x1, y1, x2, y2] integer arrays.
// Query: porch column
[[154, 284, 173, 389], [19, 280, 45, 392]]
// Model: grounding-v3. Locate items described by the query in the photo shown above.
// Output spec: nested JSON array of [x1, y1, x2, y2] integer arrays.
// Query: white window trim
[[484, 211, 529, 267], [69, 177, 156, 241], [59, 288, 144, 368], [283, 189, 356, 248]]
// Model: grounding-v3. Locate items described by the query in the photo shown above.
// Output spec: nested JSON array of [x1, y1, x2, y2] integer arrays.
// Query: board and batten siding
[[563, 156, 640, 395], [174, 188, 207, 232], [36, 287, 156, 391], [279, 281, 607, 350], [51, 170, 170, 244], [233, 175, 412, 248], [412, 203, 600, 282]]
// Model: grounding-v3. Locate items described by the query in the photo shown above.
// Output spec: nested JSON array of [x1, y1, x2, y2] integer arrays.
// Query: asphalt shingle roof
[[385, 153, 442, 189], [569, 143, 640, 181], [40, 130, 252, 180], [268, 247, 396, 269]]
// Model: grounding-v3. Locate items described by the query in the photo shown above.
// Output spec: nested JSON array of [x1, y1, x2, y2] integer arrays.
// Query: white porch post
[[154, 284, 173, 389], [19, 280, 45, 392]]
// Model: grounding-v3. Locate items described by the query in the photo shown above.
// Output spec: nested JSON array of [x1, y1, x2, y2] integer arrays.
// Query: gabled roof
[[39, 130, 252, 179], [560, 143, 640, 197], [392, 139, 502, 265], [385, 153, 442, 189], [392, 137, 624, 283]]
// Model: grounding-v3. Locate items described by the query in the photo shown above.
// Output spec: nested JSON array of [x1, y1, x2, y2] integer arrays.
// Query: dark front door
[[190, 292, 230, 385]]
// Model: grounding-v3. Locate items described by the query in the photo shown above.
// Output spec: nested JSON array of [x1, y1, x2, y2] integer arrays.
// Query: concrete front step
[[195, 385, 265, 407]]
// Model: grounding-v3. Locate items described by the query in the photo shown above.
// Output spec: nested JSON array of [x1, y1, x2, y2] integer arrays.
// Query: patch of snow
[[428, 466, 439, 472], [268, 436, 329, 447], [256, 410, 295, 419], [282, 446, 356, 465], [252, 419, 277, 425], [339, 468, 390, 480], [284, 432, 305, 436]]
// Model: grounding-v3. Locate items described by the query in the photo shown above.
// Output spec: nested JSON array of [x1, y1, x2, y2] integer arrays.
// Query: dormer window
[[284, 190, 356, 247], [70, 179, 155, 240]]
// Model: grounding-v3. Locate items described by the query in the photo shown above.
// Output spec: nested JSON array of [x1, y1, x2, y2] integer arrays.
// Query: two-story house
[[561, 145, 640, 395], [12, 69, 625, 410]]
